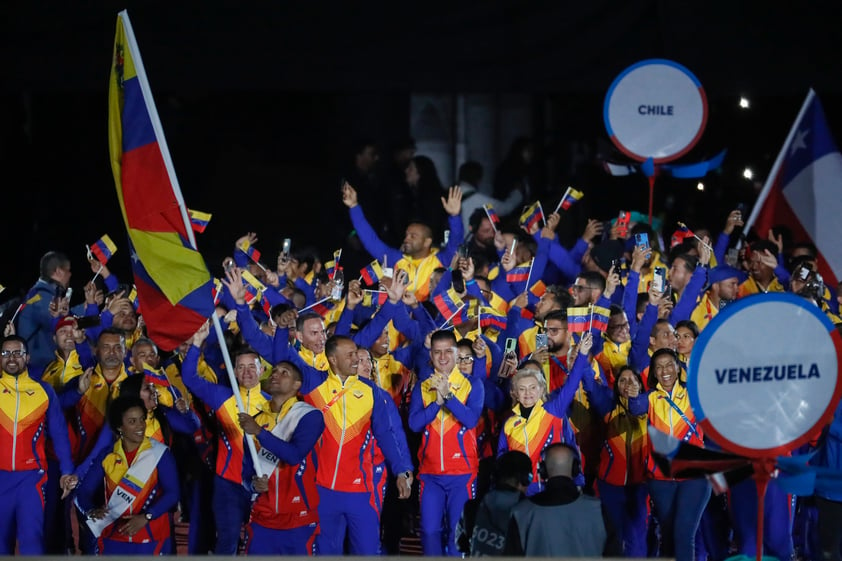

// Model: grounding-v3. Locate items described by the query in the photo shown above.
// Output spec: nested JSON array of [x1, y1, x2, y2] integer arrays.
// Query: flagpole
[[210, 313, 263, 476], [439, 303, 465, 329], [300, 296, 332, 313], [743, 89, 816, 240], [554, 187, 572, 214], [537, 201, 546, 227], [119, 10, 197, 249], [588, 303, 594, 331], [483, 205, 497, 232], [524, 258, 535, 292]]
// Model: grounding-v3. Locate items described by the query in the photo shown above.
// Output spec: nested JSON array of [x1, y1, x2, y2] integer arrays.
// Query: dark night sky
[[3, 1, 842, 302]]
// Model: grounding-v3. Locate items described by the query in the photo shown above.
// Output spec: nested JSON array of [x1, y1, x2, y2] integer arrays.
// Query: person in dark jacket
[[505, 443, 621, 556], [457, 451, 532, 556]]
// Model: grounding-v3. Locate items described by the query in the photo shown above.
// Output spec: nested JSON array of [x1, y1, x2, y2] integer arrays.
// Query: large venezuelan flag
[[108, 11, 214, 351]]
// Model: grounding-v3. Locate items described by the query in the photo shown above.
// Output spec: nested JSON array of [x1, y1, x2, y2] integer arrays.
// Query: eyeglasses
[[0, 350, 27, 358], [457, 356, 475, 363], [608, 321, 629, 331], [571, 285, 593, 292]]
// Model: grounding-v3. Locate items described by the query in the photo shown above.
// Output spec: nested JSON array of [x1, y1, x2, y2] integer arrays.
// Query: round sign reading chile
[[688, 293, 842, 458], [603, 59, 708, 164]]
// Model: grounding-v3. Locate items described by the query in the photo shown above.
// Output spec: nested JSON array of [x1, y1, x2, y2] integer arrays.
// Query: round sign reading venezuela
[[603, 59, 708, 163], [688, 293, 842, 458]]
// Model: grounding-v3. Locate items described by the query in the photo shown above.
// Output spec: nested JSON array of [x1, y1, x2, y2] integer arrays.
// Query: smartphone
[[653, 266, 667, 292], [535, 332, 548, 349], [75, 315, 101, 329], [663, 281, 673, 300], [443, 230, 450, 246], [281, 238, 291, 260], [504, 337, 517, 355], [458, 244, 470, 259], [635, 232, 650, 251], [451, 269, 465, 293], [616, 211, 630, 238], [735, 203, 747, 221], [53, 285, 67, 304], [65, 287, 73, 302], [223, 258, 235, 274]]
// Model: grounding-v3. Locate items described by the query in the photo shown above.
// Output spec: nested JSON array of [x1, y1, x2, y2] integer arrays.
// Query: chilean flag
[[745, 90, 842, 287]]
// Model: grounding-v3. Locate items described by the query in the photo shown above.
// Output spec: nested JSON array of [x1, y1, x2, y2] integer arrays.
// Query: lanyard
[[659, 393, 701, 441]]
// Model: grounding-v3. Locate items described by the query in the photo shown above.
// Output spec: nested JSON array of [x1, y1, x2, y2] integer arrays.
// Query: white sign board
[[689, 293, 842, 457], [604, 59, 708, 163]]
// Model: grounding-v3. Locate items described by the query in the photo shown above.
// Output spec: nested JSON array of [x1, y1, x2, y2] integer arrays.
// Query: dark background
[[3, 1, 842, 300]]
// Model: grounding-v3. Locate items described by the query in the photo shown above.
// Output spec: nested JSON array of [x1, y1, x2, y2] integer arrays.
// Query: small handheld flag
[[240, 240, 261, 262], [89, 235, 118, 265], [529, 280, 547, 298], [555, 187, 584, 213], [519, 201, 545, 231], [302, 296, 336, 317], [211, 278, 224, 305], [675, 221, 713, 251], [433, 288, 464, 320], [188, 209, 212, 233], [324, 249, 342, 280], [590, 305, 611, 332], [506, 266, 530, 284], [362, 290, 388, 308], [360, 260, 384, 286], [567, 306, 591, 333], [482, 204, 501, 232], [239, 240, 267, 272], [438, 302, 466, 329]]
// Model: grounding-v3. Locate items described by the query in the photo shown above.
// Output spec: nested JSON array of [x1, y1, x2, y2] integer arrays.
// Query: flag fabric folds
[[309, 298, 337, 318], [557, 187, 584, 212], [188, 209, 212, 233], [483, 204, 501, 230], [567, 307, 591, 333], [433, 288, 464, 320], [529, 280, 547, 298], [452, 298, 478, 326], [360, 260, 384, 286], [670, 222, 695, 249], [109, 11, 214, 350], [479, 306, 507, 332], [362, 290, 388, 308], [506, 266, 530, 284], [90, 234, 118, 265], [239, 240, 262, 264], [325, 249, 342, 280], [590, 305, 611, 332], [211, 278, 224, 305], [519, 201, 544, 231], [745, 89, 842, 287], [128, 286, 140, 312]]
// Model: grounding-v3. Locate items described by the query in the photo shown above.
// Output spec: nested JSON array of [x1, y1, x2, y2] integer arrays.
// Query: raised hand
[[222, 267, 246, 305], [582, 219, 604, 243], [441, 185, 463, 216], [342, 182, 359, 208]]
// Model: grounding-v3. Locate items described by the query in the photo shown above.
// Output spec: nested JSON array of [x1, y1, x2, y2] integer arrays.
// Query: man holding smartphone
[[17, 251, 83, 370]]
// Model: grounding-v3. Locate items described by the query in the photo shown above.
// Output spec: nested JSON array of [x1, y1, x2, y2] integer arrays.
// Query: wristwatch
[[442, 392, 454, 403], [144, 512, 153, 521]]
